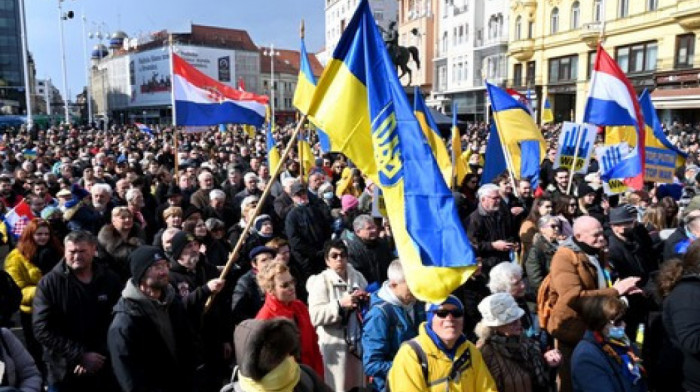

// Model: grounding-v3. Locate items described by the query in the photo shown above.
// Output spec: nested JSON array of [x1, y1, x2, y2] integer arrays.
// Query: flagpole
[[566, 124, 585, 195], [297, 20, 306, 185], [204, 115, 308, 313], [486, 80, 520, 198], [169, 33, 180, 178], [451, 102, 458, 191]]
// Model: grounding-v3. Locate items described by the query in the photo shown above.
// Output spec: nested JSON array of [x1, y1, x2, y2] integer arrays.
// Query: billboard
[[128, 45, 237, 107]]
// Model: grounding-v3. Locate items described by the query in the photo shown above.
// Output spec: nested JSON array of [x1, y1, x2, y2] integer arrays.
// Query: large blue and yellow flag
[[639, 90, 686, 183], [487, 82, 546, 189], [266, 120, 280, 172], [293, 37, 331, 153], [451, 102, 468, 188], [307, 0, 475, 303], [413, 86, 452, 186], [298, 132, 316, 176]]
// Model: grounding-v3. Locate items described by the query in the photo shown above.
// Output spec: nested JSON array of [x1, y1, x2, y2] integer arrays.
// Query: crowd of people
[[0, 119, 697, 392]]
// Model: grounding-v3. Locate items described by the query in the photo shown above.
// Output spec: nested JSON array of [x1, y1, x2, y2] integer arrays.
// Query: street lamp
[[18, 0, 32, 130], [58, 0, 73, 125], [263, 44, 280, 128], [81, 13, 93, 125]]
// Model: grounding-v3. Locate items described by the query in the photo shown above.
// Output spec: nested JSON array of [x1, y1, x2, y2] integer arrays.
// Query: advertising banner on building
[[128, 46, 237, 107]]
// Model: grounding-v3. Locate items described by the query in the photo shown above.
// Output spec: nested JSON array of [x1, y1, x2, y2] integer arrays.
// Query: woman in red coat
[[255, 260, 324, 378]]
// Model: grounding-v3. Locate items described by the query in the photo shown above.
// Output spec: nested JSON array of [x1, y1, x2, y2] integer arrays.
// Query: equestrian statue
[[379, 21, 421, 86]]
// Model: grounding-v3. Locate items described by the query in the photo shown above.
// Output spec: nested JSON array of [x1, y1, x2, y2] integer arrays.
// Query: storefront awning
[[651, 87, 700, 109]]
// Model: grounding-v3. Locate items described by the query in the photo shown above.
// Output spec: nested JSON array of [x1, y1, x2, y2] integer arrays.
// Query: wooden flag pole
[[204, 115, 308, 312]]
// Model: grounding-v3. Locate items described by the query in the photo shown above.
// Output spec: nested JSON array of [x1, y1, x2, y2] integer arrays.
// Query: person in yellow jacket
[[5, 218, 63, 376], [388, 295, 497, 392]]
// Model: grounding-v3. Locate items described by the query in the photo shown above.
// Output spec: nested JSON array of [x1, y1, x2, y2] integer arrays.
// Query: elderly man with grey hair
[[91, 182, 115, 229], [202, 188, 236, 229], [342, 214, 394, 285], [362, 259, 425, 392], [190, 170, 216, 210], [274, 177, 298, 223], [465, 183, 518, 276]]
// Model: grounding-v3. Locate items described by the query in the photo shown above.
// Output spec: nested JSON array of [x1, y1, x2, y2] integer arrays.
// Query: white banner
[[553, 122, 598, 174], [596, 143, 632, 196]]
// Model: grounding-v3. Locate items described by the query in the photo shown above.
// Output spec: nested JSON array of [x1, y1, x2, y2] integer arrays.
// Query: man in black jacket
[[231, 246, 275, 326], [108, 246, 199, 392], [32, 231, 122, 392], [285, 182, 332, 282], [342, 214, 393, 285]]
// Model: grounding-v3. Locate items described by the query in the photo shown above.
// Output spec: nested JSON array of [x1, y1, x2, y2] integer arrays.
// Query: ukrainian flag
[[639, 90, 686, 182], [266, 120, 280, 172], [307, 0, 475, 303], [293, 37, 331, 153], [298, 132, 316, 176], [542, 95, 554, 124], [487, 82, 546, 189], [451, 102, 468, 188], [413, 87, 452, 186]]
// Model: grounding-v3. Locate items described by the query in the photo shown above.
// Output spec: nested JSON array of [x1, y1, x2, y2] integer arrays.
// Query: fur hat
[[234, 318, 300, 380]]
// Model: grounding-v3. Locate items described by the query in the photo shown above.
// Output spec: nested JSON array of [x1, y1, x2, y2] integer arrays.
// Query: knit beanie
[[129, 246, 167, 285]]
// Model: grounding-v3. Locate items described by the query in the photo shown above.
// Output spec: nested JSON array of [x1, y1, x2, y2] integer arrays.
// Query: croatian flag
[[4, 199, 33, 239], [583, 44, 645, 189], [172, 53, 268, 127], [134, 122, 154, 138], [506, 88, 533, 115]]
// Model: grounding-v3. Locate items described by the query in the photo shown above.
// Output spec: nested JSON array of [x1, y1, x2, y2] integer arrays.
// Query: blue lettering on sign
[[645, 147, 676, 168], [371, 103, 403, 187]]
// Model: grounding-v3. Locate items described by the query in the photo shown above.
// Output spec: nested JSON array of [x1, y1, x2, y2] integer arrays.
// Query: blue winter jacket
[[361, 289, 425, 392], [572, 330, 647, 392]]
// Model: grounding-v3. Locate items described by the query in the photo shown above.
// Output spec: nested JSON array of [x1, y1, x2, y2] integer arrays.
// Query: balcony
[[453, 5, 468, 16], [510, 0, 538, 19], [579, 22, 603, 48], [672, 0, 700, 29], [508, 39, 534, 62]]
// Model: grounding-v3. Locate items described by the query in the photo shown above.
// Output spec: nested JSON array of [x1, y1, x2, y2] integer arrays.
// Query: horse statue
[[380, 21, 421, 86]]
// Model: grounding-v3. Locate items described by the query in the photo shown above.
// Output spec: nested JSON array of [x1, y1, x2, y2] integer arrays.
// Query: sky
[[24, 0, 326, 102]]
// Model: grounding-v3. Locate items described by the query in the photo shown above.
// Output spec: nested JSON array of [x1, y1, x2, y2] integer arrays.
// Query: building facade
[[0, 0, 26, 115], [320, 0, 398, 64], [507, 0, 700, 124], [429, 0, 510, 119]]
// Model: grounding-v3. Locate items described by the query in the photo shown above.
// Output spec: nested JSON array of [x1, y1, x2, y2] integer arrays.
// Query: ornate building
[[507, 0, 700, 124]]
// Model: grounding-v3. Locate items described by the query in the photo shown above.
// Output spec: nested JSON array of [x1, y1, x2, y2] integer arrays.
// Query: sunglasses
[[279, 279, 296, 289], [329, 252, 347, 259], [434, 308, 464, 319]]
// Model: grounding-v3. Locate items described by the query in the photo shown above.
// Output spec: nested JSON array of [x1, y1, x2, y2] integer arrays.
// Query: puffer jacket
[[546, 238, 617, 344], [387, 323, 497, 392], [362, 283, 425, 392], [5, 249, 42, 314]]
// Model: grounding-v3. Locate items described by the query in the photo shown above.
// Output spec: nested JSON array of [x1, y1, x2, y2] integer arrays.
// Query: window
[[615, 42, 657, 73], [514, 63, 523, 86], [619, 0, 629, 18], [647, 0, 658, 11], [548, 55, 578, 83], [458, 25, 464, 44], [676, 34, 695, 68], [593, 0, 602, 22], [438, 65, 447, 91], [526, 61, 536, 85], [587, 51, 597, 79], [571, 2, 580, 29], [515, 16, 522, 40], [528, 21, 534, 39], [452, 63, 457, 82], [453, 27, 457, 46], [442, 32, 448, 54], [551, 8, 559, 34]]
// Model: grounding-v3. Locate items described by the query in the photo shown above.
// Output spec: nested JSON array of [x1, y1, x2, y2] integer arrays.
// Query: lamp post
[[263, 44, 280, 128], [57, 0, 73, 125], [81, 13, 93, 125], [18, 0, 32, 130]]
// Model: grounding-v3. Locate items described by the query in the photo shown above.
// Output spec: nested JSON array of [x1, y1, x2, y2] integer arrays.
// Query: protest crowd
[[0, 116, 695, 392]]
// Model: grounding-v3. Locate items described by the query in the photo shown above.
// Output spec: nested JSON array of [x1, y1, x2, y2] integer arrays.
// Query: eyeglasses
[[279, 279, 296, 289], [609, 318, 624, 327], [434, 308, 464, 318], [328, 251, 347, 259]]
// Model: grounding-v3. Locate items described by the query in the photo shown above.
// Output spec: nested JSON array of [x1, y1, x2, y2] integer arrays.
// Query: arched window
[[551, 7, 559, 34], [571, 2, 580, 29], [442, 31, 448, 53], [515, 16, 522, 40]]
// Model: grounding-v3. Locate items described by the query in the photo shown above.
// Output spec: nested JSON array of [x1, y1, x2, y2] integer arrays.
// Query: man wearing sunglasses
[[388, 295, 497, 391]]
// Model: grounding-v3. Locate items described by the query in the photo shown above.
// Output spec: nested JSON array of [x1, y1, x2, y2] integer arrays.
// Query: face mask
[[323, 191, 334, 200], [608, 325, 626, 340]]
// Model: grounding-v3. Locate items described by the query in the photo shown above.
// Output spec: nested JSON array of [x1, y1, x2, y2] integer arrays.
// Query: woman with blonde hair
[[256, 260, 324, 378]]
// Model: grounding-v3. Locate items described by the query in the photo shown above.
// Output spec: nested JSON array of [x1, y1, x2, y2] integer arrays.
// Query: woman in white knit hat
[[476, 293, 562, 392]]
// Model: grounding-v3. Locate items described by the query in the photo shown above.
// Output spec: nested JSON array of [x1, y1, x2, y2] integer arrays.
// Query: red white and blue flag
[[172, 53, 268, 127], [134, 122, 154, 138], [4, 199, 33, 239], [583, 44, 645, 189], [506, 88, 533, 115]]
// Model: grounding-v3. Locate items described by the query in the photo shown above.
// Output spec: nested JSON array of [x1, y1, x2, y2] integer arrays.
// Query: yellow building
[[508, 0, 700, 125]]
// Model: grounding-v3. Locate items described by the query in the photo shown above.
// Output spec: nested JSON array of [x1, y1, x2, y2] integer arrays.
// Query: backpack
[[536, 273, 557, 330], [387, 339, 472, 391], [346, 301, 397, 360]]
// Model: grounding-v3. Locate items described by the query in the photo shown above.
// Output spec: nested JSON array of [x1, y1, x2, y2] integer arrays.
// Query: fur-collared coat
[[98, 224, 146, 282]]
